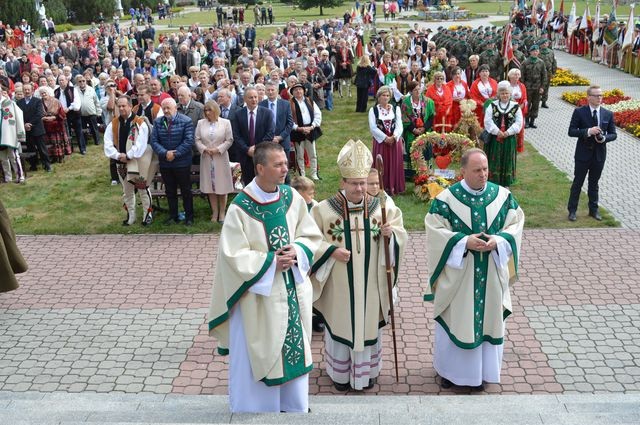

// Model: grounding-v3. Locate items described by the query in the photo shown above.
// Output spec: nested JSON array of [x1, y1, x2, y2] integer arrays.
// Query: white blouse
[[368, 104, 404, 144]]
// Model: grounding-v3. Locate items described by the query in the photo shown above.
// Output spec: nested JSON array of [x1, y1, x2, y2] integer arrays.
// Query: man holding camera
[[567, 85, 617, 222]]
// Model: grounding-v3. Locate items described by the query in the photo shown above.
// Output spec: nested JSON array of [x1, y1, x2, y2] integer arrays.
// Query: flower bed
[[561, 89, 630, 106], [550, 68, 591, 86], [561, 88, 640, 139]]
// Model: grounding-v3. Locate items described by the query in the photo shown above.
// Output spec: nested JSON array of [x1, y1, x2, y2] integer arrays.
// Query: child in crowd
[[291, 175, 317, 212]]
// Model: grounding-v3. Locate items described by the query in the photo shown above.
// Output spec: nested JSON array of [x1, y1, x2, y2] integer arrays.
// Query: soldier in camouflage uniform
[[451, 33, 471, 70], [479, 39, 504, 81], [520, 44, 547, 128], [509, 39, 527, 70], [538, 38, 557, 108]]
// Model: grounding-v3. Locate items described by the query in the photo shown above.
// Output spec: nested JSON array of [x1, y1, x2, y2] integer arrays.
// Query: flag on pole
[[502, 23, 518, 69], [592, 2, 601, 43], [579, 2, 591, 31], [559, 0, 564, 16], [622, 3, 636, 50], [603, 0, 619, 45], [543, 0, 555, 28], [568, 1, 577, 35]]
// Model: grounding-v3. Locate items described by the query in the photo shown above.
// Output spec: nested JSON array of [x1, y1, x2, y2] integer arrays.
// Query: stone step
[[2, 392, 640, 424]]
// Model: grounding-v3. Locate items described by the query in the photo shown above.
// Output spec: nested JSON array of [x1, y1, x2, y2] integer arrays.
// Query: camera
[[595, 133, 605, 143]]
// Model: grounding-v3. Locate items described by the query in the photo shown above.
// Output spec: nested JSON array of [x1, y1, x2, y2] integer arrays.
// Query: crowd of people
[[12, 0, 632, 415]]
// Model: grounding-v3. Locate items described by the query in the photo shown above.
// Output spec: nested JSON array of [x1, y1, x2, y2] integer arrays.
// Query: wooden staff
[[375, 154, 399, 382]]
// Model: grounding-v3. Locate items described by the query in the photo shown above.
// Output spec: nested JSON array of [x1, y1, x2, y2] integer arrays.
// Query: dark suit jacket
[[231, 106, 275, 183], [259, 98, 293, 152], [568, 105, 617, 163], [17, 97, 46, 137]]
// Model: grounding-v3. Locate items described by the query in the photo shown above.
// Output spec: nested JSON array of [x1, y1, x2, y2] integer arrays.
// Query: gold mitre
[[337, 139, 373, 179]]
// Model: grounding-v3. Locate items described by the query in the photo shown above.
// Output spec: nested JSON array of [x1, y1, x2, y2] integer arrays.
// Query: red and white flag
[[502, 24, 518, 68]]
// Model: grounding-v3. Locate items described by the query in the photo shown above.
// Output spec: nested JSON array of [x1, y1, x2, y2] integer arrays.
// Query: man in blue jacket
[[567, 85, 617, 222], [151, 98, 195, 225]]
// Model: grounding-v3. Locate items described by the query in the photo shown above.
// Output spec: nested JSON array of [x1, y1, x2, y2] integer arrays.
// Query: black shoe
[[541, 102, 549, 108], [524, 119, 531, 129], [440, 377, 453, 389], [122, 220, 132, 226], [163, 217, 179, 225], [80, 150, 86, 155], [142, 213, 153, 226], [312, 315, 324, 333], [471, 383, 485, 391], [364, 378, 376, 390], [529, 120, 537, 129], [589, 211, 602, 221], [333, 381, 350, 391], [184, 219, 194, 226], [568, 212, 577, 221]]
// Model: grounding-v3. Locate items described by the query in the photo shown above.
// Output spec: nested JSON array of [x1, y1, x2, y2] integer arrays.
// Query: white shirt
[[292, 97, 322, 130]]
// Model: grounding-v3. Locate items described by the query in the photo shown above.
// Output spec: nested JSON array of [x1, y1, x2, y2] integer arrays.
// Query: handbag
[[479, 129, 491, 145]]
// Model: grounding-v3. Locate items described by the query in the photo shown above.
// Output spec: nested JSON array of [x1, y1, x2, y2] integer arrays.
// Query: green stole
[[232, 185, 311, 385], [428, 182, 519, 347]]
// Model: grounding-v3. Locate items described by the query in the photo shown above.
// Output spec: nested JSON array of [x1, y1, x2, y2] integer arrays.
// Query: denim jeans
[[324, 87, 334, 111]]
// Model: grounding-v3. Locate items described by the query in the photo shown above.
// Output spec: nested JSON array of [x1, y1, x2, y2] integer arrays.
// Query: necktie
[[222, 108, 228, 119], [249, 110, 255, 146], [592, 109, 598, 126], [270, 102, 276, 125]]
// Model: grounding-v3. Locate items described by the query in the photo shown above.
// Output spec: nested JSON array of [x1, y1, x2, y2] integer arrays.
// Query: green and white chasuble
[[310, 192, 407, 389], [424, 180, 524, 386], [208, 181, 323, 387]]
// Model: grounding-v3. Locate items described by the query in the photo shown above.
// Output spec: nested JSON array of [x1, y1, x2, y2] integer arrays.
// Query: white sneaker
[[111, 180, 118, 186]]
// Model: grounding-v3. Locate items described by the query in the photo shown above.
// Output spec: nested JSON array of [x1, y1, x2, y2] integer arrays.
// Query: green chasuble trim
[[430, 182, 516, 348], [208, 250, 276, 333], [435, 316, 505, 349], [294, 241, 314, 266], [212, 185, 309, 385], [311, 245, 338, 274]]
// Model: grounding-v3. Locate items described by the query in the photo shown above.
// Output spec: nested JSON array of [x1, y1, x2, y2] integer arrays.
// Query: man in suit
[[567, 85, 617, 222], [231, 87, 275, 185], [17, 83, 52, 172], [261, 81, 294, 183]]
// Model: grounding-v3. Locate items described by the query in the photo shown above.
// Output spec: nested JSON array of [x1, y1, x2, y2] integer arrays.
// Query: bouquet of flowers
[[230, 162, 243, 191]]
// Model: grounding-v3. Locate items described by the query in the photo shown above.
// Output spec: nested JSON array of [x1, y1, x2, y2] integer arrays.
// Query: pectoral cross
[[350, 216, 365, 254]]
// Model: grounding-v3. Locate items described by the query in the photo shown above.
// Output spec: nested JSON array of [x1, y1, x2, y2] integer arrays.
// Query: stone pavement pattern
[[2, 230, 640, 398], [526, 51, 640, 228]]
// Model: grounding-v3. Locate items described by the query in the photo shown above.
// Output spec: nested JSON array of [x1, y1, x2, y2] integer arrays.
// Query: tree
[[295, 0, 346, 16], [46, 0, 69, 25], [63, 0, 115, 23], [2, 0, 39, 28]]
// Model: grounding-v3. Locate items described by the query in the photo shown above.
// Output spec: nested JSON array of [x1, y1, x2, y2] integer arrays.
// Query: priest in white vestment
[[310, 139, 407, 391], [208, 142, 323, 413], [424, 148, 524, 390]]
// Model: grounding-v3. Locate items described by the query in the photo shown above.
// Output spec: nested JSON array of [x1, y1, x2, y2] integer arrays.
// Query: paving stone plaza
[[2, 16, 640, 425]]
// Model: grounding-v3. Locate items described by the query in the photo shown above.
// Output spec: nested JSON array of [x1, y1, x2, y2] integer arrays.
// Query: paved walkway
[[2, 230, 640, 398], [526, 51, 640, 228]]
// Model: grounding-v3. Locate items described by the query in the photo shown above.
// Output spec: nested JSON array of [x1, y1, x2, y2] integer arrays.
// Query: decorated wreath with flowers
[[410, 131, 475, 201]]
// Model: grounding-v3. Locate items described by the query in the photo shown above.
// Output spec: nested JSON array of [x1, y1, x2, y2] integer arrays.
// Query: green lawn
[[0, 92, 618, 234]]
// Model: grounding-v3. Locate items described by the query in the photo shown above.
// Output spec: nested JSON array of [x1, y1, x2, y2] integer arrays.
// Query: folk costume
[[103, 114, 154, 225], [0, 198, 28, 293], [483, 100, 523, 187], [311, 140, 407, 391], [509, 81, 528, 153], [447, 79, 470, 129], [426, 83, 454, 134], [208, 180, 322, 413], [400, 94, 435, 180], [470, 78, 498, 128], [368, 103, 405, 195], [425, 180, 524, 387], [0, 94, 26, 183]]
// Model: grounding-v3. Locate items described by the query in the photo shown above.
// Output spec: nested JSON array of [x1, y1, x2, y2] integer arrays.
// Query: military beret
[[512, 39, 520, 45], [529, 44, 539, 51], [538, 38, 549, 44]]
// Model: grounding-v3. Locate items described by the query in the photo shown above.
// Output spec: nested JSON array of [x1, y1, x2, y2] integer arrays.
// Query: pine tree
[[295, 0, 347, 16]]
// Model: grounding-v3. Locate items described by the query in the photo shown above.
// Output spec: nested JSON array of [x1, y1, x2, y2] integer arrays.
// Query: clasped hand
[[466, 233, 497, 252], [275, 244, 298, 271]]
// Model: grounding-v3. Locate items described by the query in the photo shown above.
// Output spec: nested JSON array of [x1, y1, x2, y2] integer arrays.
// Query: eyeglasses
[[107, 84, 116, 88]]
